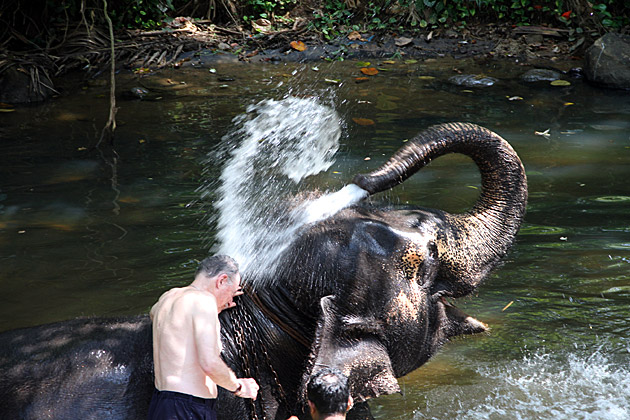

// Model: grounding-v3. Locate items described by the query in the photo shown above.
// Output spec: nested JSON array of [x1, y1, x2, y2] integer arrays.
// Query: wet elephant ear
[[302, 296, 401, 404]]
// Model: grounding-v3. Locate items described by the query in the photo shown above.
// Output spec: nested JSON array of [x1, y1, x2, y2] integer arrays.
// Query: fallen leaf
[[353, 118, 375, 126], [535, 129, 551, 137], [550, 79, 571, 86], [564, 102, 574, 106], [405, 59, 418, 64], [119, 196, 141, 204], [502, 301, 514, 311], [355, 77, 370, 83], [561, 10, 572, 19], [0, 108, 15, 113], [325, 78, 341, 84], [382, 60, 396, 64], [395, 36, 413, 47], [360, 67, 378, 76], [252, 18, 272, 33], [348, 31, 363, 41], [356, 61, 371, 67], [290, 41, 307, 51], [418, 75, 435, 80], [507, 96, 523, 101]]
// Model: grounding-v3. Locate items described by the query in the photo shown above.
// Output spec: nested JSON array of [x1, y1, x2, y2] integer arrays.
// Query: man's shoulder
[[178, 289, 218, 313]]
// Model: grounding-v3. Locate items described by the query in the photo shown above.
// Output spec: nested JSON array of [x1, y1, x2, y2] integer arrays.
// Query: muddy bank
[[149, 25, 583, 71], [0, 23, 587, 104]]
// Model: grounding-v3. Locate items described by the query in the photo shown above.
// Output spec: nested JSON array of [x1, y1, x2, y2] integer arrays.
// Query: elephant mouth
[[436, 296, 489, 336]]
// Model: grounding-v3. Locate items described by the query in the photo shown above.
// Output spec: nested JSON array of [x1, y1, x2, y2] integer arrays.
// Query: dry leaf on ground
[[290, 41, 307, 51]]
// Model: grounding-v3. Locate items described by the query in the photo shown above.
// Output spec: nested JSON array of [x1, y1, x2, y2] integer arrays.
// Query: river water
[[1, 57, 629, 419]]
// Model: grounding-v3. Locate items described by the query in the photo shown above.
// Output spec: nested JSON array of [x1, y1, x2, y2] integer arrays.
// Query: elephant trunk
[[352, 122, 528, 297]]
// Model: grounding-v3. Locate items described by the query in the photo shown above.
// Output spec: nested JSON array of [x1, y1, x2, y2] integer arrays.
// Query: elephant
[[0, 122, 527, 419]]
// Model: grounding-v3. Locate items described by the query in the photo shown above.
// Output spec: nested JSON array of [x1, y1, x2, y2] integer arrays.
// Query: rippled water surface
[[1, 57, 629, 419]]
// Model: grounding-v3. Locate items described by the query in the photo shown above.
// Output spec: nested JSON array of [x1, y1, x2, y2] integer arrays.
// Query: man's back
[[151, 287, 220, 398]]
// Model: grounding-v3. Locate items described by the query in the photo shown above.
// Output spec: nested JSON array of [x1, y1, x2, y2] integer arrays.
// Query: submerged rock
[[128, 87, 149, 99], [521, 68, 562, 82], [584, 33, 630, 90], [449, 74, 497, 87]]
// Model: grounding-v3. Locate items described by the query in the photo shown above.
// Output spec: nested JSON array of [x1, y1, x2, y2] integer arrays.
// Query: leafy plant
[[243, 0, 297, 23]]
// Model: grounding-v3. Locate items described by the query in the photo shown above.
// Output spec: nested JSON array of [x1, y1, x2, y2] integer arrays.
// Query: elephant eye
[[399, 247, 423, 283]]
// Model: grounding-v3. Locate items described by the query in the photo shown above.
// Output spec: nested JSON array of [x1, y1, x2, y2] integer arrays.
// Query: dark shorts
[[147, 389, 217, 420]]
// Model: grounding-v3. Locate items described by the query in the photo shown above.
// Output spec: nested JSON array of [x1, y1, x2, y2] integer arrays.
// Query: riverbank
[[127, 21, 584, 71], [1, 19, 589, 104]]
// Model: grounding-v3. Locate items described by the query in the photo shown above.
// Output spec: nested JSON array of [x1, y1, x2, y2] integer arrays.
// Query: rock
[[525, 34, 544, 46], [584, 33, 630, 89], [521, 68, 562, 82], [0, 66, 55, 104], [121, 86, 149, 100], [449, 74, 497, 87]]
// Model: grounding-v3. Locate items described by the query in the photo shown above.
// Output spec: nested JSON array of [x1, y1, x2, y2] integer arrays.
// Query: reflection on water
[[1, 57, 630, 419]]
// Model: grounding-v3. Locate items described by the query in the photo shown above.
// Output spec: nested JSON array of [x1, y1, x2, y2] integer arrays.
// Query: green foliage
[[308, 0, 629, 39], [4, 0, 629, 51], [111, 0, 175, 29], [590, 0, 630, 29], [310, 0, 353, 40], [242, 0, 297, 22]]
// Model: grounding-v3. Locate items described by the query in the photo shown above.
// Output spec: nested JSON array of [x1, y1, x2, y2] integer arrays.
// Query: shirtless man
[[148, 255, 259, 420]]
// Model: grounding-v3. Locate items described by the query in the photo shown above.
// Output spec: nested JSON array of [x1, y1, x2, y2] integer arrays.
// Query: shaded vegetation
[[0, 0, 628, 96]]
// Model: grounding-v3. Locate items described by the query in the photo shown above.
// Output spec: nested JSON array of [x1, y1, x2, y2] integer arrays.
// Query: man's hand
[[235, 378, 259, 400]]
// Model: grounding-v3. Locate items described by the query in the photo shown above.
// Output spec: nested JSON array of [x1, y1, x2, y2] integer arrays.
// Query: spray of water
[[201, 96, 367, 284], [416, 347, 630, 420]]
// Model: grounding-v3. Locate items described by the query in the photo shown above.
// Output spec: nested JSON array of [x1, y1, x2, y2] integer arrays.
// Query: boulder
[[0, 66, 56, 104], [584, 33, 630, 90]]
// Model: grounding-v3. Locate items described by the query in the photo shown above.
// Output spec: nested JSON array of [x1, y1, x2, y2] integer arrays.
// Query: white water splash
[[298, 184, 368, 225], [416, 347, 630, 420], [202, 96, 367, 283]]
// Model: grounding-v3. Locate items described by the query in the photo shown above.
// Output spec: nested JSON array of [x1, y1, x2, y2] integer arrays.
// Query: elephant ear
[[302, 296, 401, 404]]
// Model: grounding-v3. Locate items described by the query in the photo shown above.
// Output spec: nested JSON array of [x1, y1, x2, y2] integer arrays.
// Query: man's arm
[[191, 295, 258, 399]]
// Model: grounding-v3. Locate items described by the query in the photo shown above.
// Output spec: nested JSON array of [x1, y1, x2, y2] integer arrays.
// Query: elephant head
[[279, 122, 527, 405]]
